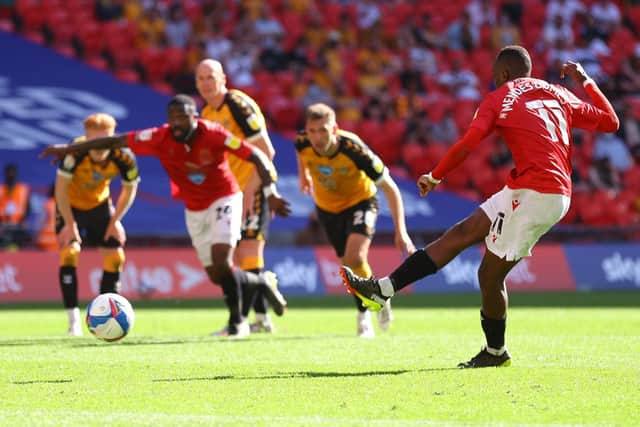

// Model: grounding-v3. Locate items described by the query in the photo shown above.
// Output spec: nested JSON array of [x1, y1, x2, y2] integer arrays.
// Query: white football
[[86, 293, 135, 342]]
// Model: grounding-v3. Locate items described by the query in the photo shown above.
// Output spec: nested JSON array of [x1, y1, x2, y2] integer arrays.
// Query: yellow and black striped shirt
[[58, 143, 139, 210], [294, 129, 388, 213], [201, 89, 271, 190]]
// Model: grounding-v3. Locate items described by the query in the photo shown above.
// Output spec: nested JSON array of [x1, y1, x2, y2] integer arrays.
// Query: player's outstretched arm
[[419, 126, 487, 197], [561, 61, 619, 132], [247, 148, 291, 217], [39, 135, 128, 163]]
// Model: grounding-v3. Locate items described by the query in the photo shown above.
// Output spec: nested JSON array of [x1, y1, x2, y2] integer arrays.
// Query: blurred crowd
[[3, 0, 640, 240]]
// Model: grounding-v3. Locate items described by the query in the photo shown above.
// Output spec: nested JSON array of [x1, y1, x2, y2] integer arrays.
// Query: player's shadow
[[0, 337, 81, 347], [11, 379, 73, 385], [152, 367, 459, 383], [69, 334, 352, 347]]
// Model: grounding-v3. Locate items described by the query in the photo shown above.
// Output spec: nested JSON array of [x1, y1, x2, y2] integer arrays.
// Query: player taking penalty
[[341, 46, 619, 366]]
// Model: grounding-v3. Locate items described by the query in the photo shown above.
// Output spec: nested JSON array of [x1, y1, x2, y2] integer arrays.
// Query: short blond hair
[[305, 103, 336, 122], [83, 113, 117, 134]]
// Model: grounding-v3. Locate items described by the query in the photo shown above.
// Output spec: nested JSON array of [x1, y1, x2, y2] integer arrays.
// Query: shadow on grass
[[68, 334, 353, 348], [12, 379, 72, 385], [3, 291, 639, 311], [0, 337, 81, 347], [151, 367, 459, 383], [0, 334, 348, 348]]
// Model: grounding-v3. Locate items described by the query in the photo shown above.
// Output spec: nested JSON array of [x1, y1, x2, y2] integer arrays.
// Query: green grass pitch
[[1, 292, 639, 426]]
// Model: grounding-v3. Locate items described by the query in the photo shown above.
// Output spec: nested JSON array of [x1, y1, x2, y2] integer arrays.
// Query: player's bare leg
[[342, 208, 491, 308], [458, 248, 518, 368], [424, 208, 491, 268]]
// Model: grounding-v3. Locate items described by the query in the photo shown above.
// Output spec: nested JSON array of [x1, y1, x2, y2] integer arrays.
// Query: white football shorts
[[185, 192, 243, 267], [480, 186, 570, 261]]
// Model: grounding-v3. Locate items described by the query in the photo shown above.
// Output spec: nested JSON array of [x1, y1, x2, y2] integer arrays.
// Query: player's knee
[[103, 248, 125, 272], [59, 243, 80, 267], [477, 264, 505, 295]]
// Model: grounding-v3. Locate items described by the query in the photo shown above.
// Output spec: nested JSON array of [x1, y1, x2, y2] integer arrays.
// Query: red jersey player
[[341, 45, 619, 367], [41, 95, 291, 339]]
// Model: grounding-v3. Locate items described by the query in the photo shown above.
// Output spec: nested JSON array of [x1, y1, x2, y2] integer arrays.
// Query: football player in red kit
[[41, 94, 291, 339], [341, 45, 619, 367]]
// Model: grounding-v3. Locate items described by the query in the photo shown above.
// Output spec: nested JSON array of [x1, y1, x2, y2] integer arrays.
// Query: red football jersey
[[126, 119, 253, 210], [470, 77, 610, 196]]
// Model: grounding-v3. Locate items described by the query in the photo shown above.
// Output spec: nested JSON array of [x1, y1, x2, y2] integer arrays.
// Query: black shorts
[[56, 199, 120, 248], [241, 187, 270, 241], [316, 197, 378, 258]]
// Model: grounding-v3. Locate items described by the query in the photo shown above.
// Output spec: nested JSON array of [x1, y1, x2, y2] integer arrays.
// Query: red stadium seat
[[137, 46, 170, 83], [150, 81, 174, 95], [442, 169, 470, 192], [623, 165, 640, 189], [322, 2, 345, 28], [453, 100, 478, 131], [471, 168, 502, 199], [267, 97, 303, 130], [74, 21, 104, 58], [163, 46, 187, 76], [84, 55, 108, 71], [19, 5, 46, 32], [401, 143, 427, 178], [356, 120, 383, 145], [114, 68, 141, 84]]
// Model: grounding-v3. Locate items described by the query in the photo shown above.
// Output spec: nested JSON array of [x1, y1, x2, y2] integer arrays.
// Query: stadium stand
[[3, 0, 640, 231]]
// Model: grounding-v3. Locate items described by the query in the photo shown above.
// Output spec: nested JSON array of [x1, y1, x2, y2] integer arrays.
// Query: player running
[[296, 103, 415, 338], [42, 95, 291, 339], [196, 59, 279, 333]]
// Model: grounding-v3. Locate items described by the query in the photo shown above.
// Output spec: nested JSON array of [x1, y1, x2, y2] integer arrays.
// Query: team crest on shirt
[[188, 172, 205, 185], [318, 165, 333, 176]]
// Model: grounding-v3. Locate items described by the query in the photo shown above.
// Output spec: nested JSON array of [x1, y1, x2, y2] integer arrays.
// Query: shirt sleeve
[[226, 90, 266, 141], [341, 137, 387, 184], [568, 82, 619, 132], [112, 148, 140, 185], [218, 127, 254, 160], [468, 95, 498, 135], [126, 128, 161, 156]]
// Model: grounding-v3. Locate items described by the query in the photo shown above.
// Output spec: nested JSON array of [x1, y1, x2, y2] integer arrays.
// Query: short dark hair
[[495, 45, 532, 77], [168, 94, 197, 110], [305, 103, 336, 122]]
